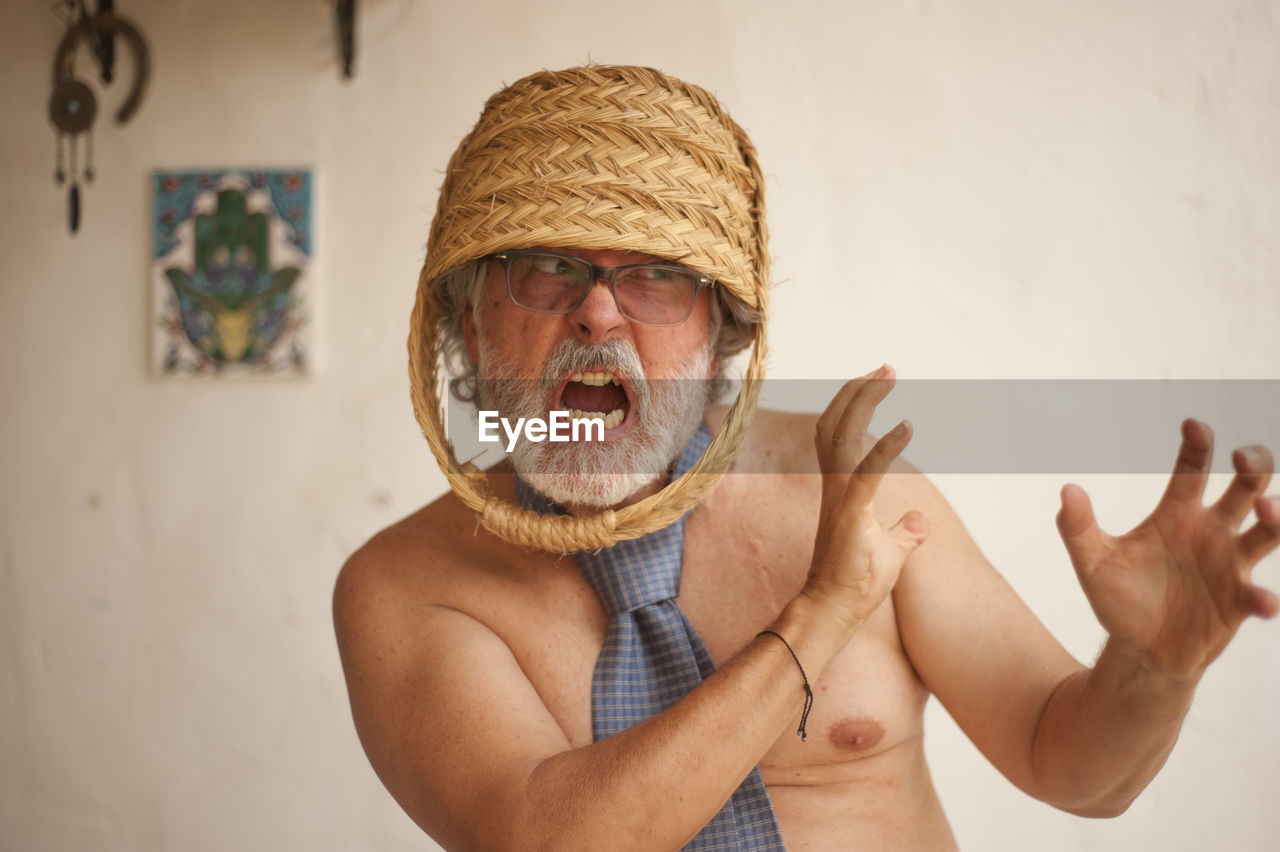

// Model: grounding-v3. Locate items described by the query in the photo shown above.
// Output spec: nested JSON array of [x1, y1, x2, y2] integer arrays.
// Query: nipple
[[828, 717, 885, 752]]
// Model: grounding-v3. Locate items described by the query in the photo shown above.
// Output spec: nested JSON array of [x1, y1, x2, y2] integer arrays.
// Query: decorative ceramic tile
[[151, 169, 313, 377]]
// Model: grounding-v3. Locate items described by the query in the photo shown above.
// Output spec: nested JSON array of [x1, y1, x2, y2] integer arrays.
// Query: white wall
[[2, 1, 1277, 850]]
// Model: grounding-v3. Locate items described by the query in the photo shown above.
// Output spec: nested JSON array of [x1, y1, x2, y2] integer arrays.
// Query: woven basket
[[408, 65, 770, 553]]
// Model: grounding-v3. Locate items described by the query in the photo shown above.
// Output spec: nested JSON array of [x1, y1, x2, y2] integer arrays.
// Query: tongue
[[561, 381, 626, 414]]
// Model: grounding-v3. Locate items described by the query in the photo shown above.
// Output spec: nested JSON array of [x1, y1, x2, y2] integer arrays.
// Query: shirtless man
[[333, 65, 1280, 850]]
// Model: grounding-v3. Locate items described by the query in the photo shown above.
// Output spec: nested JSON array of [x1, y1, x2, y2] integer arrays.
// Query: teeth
[[569, 371, 621, 387], [568, 408, 626, 430]]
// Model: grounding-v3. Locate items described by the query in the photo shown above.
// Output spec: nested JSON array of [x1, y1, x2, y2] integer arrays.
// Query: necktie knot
[[578, 521, 684, 615], [513, 421, 713, 615]]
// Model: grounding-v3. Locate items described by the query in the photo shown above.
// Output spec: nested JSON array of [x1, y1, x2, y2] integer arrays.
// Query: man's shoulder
[[334, 489, 492, 622], [706, 403, 943, 520], [707, 404, 821, 475]]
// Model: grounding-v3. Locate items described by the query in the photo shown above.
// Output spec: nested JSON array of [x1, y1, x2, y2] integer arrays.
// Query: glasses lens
[[615, 267, 701, 325], [506, 253, 592, 312]]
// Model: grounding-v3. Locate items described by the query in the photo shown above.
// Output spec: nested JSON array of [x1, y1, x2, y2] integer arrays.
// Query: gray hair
[[434, 260, 762, 404]]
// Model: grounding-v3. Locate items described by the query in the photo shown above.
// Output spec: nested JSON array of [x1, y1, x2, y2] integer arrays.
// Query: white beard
[[476, 337, 713, 509]]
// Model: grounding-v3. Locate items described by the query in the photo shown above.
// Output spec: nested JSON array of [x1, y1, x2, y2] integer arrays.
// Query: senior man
[[334, 65, 1279, 851]]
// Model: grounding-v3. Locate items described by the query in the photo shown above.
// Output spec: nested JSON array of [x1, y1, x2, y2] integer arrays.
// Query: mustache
[[539, 338, 649, 410]]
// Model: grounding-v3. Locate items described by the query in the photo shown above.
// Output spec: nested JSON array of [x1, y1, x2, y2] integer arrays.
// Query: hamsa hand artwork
[[152, 170, 313, 377]]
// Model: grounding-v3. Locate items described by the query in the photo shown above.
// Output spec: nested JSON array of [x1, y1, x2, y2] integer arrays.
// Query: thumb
[[889, 510, 929, 555], [1057, 483, 1109, 579]]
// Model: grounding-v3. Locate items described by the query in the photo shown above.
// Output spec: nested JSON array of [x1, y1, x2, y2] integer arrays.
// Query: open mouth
[[553, 369, 634, 435]]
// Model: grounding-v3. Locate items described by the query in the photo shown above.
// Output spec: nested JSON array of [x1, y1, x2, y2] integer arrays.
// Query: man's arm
[[334, 371, 926, 851], [892, 419, 1278, 816], [1030, 421, 1277, 814], [335, 581, 833, 851]]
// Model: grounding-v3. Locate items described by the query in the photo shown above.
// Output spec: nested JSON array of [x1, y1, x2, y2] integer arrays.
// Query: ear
[[461, 303, 480, 365]]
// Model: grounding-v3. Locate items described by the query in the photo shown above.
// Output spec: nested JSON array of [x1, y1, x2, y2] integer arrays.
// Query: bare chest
[[455, 475, 929, 778]]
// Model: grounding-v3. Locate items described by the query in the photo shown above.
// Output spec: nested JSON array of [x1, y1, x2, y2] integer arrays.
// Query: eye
[[631, 266, 685, 283], [529, 254, 578, 276]]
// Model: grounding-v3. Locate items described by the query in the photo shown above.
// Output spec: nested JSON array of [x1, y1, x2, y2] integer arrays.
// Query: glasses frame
[[486, 249, 716, 327]]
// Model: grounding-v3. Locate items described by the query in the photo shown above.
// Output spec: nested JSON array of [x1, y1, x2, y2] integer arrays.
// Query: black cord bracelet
[[757, 630, 814, 742]]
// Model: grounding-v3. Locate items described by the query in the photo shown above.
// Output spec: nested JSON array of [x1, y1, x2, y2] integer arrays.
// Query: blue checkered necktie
[[516, 422, 786, 851]]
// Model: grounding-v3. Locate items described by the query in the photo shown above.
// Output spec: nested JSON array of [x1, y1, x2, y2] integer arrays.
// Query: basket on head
[[408, 64, 770, 553]]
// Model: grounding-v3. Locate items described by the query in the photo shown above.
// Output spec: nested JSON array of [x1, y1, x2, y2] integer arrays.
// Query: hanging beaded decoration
[[47, 1, 150, 234], [49, 78, 96, 233]]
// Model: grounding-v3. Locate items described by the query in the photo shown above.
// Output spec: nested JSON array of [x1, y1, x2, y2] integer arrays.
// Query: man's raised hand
[[803, 365, 928, 633], [1057, 418, 1280, 680]]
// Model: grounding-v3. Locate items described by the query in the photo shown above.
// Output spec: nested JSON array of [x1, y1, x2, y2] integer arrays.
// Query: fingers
[[1238, 582, 1279, 620], [1212, 446, 1273, 527], [830, 369, 895, 469], [842, 420, 914, 509], [816, 365, 897, 513], [1056, 483, 1110, 579], [1157, 419, 1214, 510], [1237, 495, 1280, 564], [815, 365, 895, 475], [817, 372, 868, 510]]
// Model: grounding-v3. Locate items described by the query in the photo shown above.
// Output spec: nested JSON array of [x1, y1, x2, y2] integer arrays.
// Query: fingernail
[[892, 420, 910, 437], [1247, 446, 1269, 468], [874, 364, 890, 379]]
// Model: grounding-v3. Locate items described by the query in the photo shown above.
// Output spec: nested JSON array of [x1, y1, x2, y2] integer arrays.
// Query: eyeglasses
[[486, 249, 715, 326]]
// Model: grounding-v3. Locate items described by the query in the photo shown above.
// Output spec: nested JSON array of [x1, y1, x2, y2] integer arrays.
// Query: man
[[334, 65, 1279, 850]]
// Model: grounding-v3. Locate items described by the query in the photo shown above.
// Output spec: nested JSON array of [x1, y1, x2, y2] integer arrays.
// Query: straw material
[[408, 64, 770, 553]]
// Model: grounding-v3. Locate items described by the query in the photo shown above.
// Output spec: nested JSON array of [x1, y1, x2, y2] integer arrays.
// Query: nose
[[565, 278, 626, 343]]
